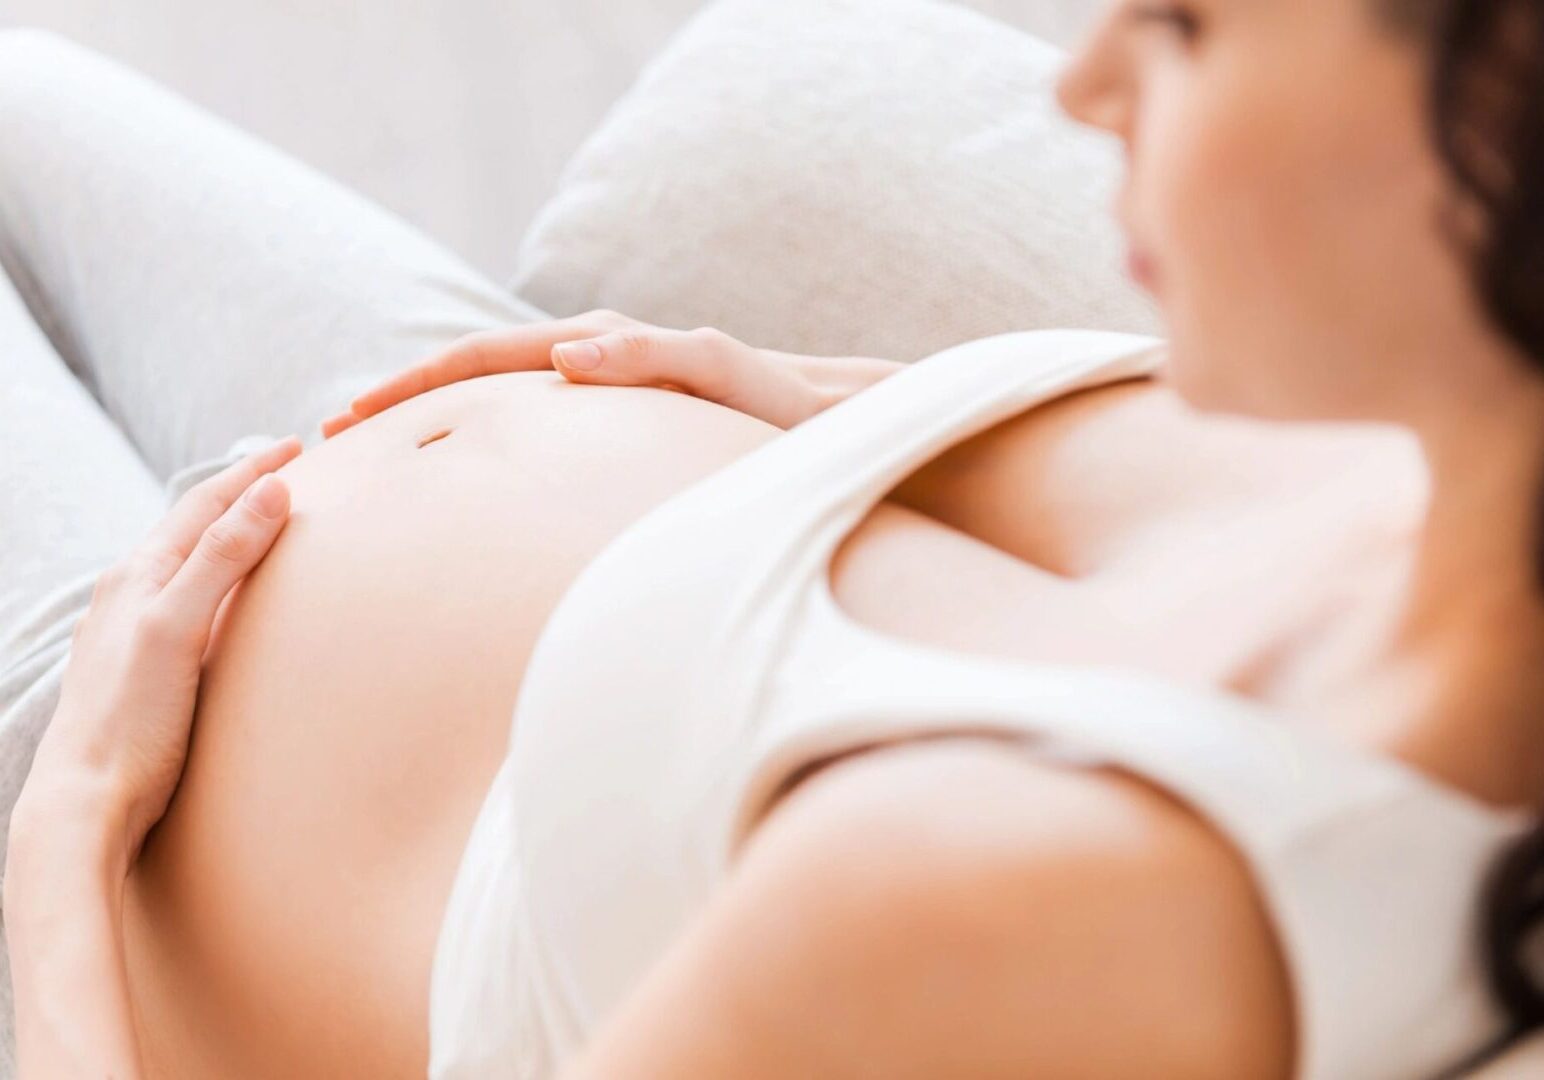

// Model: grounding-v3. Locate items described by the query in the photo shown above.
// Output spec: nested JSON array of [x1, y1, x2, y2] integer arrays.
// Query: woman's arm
[[3, 437, 300, 1078], [5, 780, 141, 1074], [559, 738, 1294, 1080], [322, 311, 906, 437]]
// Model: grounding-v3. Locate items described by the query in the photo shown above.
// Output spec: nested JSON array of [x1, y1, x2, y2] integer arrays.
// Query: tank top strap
[[705, 328, 1165, 550], [683, 328, 1166, 692]]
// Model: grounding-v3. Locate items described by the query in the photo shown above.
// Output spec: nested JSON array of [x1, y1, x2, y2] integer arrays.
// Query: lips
[[1126, 247, 1158, 289], [1116, 204, 1158, 289]]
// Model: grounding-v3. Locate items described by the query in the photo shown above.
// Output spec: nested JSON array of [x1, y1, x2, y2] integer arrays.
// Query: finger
[[320, 410, 363, 439], [155, 473, 291, 636], [553, 327, 813, 429], [348, 322, 584, 420], [552, 326, 738, 393], [138, 437, 302, 581]]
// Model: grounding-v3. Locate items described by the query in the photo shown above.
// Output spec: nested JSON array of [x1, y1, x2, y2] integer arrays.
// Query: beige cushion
[[508, 0, 1158, 362]]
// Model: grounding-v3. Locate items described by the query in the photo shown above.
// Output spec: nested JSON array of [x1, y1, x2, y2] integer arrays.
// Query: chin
[[1154, 335, 1281, 420]]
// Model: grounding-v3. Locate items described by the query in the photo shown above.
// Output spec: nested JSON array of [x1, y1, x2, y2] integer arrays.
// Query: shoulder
[[710, 738, 1296, 1079]]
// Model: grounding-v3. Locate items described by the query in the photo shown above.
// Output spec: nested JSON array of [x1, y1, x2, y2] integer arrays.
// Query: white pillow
[[508, 0, 1160, 362]]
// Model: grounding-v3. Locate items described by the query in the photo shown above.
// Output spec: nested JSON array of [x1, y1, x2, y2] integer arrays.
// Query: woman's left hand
[[4, 437, 301, 1080], [13, 435, 302, 869], [319, 312, 896, 437]]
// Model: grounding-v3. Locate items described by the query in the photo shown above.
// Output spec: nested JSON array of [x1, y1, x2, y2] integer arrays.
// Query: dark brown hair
[[1377, 0, 1544, 1046]]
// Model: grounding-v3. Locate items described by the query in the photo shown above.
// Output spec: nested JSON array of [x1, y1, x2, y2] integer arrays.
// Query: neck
[[1346, 378, 1544, 808], [1403, 418, 1544, 649]]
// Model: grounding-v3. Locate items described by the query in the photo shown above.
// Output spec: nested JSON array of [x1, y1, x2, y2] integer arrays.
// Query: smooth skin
[[12, 0, 1544, 1076], [8, 379, 1302, 1079], [6, 437, 300, 1077]]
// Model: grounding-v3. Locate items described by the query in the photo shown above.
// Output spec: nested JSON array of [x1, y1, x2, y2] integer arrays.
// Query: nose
[[1054, 13, 1135, 140]]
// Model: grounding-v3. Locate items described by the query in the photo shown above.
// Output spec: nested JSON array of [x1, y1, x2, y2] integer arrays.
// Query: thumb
[[157, 474, 291, 635]]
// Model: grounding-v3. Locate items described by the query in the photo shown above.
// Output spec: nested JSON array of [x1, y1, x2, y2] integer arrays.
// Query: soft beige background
[[0, 0, 1104, 279]]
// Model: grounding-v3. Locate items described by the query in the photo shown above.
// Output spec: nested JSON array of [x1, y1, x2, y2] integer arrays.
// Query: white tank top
[[428, 328, 1531, 1080]]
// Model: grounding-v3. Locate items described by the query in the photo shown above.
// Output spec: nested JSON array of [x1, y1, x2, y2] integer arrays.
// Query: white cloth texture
[[509, 0, 1161, 364], [0, 28, 546, 1076], [429, 327, 1531, 1080]]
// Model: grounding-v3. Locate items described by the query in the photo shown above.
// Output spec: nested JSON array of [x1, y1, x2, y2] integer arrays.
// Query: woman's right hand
[[320, 310, 903, 437]]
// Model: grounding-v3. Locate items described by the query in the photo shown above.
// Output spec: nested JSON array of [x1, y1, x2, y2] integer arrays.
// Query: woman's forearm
[[5, 777, 145, 1080], [764, 348, 906, 401], [774, 346, 1163, 572], [888, 358, 1166, 572], [889, 408, 1066, 565], [0, 441, 297, 1080], [783, 347, 1073, 565]]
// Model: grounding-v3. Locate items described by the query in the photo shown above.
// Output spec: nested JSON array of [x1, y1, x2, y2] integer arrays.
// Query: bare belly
[[124, 372, 789, 1077], [120, 369, 1416, 1077]]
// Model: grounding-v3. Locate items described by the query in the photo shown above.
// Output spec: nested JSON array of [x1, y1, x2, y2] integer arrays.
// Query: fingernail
[[555, 341, 603, 370], [244, 475, 287, 518]]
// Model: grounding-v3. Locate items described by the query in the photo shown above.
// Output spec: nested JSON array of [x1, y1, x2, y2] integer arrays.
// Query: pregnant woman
[[5, 0, 1544, 1077]]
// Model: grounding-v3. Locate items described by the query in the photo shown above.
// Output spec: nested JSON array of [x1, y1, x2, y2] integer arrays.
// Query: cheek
[[1138, 63, 1444, 418], [1137, 88, 1306, 409]]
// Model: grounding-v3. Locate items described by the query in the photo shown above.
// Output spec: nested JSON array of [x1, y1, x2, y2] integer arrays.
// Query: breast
[[122, 371, 781, 1079]]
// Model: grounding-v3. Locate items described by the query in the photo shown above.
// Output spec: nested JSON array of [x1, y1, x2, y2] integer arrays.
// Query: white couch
[[0, 0, 1108, 279]]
